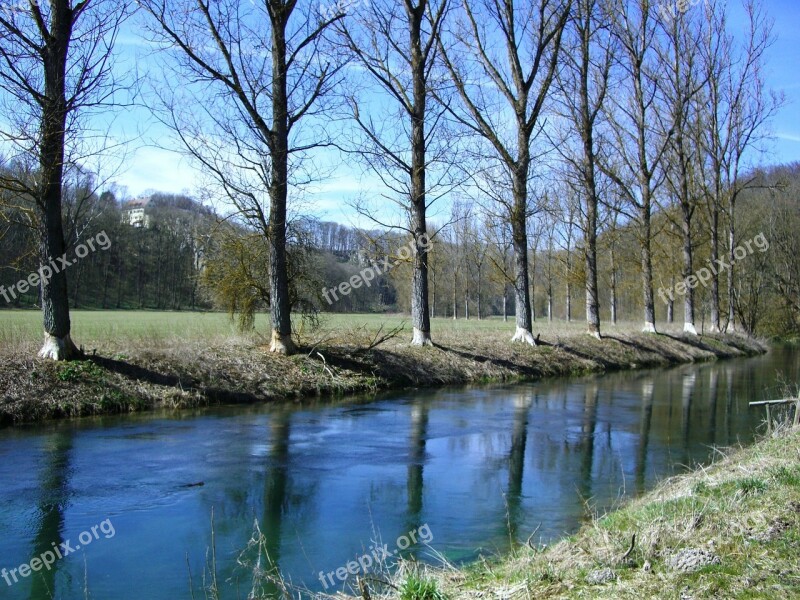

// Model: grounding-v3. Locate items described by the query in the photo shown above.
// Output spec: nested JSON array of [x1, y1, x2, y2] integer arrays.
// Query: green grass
[[399, 575, 448, 600], [0, 308, 687, 354]]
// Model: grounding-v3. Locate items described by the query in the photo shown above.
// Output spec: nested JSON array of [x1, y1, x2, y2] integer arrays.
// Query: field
[[0, 309, 690, 355]]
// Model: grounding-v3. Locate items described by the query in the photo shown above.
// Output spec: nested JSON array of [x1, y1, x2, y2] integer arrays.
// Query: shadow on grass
[[430, 342, 545, 378], [87, 355, 262, 404]]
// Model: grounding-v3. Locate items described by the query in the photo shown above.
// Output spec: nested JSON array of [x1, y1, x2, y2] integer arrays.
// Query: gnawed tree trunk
[[37, 1, 80, 361], [268, 15, 296, 355], [409, 3, 432, 346], [510, 183, 536, 345]]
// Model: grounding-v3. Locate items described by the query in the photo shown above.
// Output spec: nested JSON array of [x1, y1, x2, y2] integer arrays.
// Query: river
[[0, 345, 797, 598]]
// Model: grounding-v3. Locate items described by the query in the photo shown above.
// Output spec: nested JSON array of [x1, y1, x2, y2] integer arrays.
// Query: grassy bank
[[0, 310, 768, 426], [362, 422, 800, 600]]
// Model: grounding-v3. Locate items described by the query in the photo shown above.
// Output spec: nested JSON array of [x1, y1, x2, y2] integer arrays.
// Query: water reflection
[[407, 400, 428, 531], [29, 430, 73, 598], [505, 393, 531, 543], [579, 384, 599, 503], [260, 410, 290, 595], [635, 381, 654, 495], [0, 346, 797, 600]]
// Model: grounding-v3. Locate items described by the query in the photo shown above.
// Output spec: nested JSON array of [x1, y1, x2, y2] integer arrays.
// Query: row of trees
[[0, 0, 780, 358], [3, 167, 796, 334], [142, 0, 776, 353]]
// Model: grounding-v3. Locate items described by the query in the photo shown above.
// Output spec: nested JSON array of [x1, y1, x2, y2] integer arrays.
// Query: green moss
[[56, 360, 105, 383]]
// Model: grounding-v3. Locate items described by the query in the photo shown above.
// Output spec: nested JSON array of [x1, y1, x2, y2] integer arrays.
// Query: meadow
[[0, 309, 688, 356]]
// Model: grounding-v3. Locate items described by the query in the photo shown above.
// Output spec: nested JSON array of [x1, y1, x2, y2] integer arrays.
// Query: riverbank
[[364, 421, 799, 600], [0, 311, 768, 426]]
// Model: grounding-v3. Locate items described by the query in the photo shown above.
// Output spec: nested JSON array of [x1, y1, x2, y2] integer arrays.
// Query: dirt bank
[[0, 330, 767, 426]]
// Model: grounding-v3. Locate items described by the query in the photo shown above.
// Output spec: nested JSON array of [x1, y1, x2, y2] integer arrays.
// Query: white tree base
[[642, 322, 657, 334], [411, 328, 433, 346], [269, 331, 297, 355], [511, 327, 537, 346], [683, 322, 699, 336], [38, 333, 78, 361], [588, 330, 602, 340]]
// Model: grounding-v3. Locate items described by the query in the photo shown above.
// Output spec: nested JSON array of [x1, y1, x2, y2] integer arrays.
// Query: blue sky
[[742, 0, 800, 165], [106, 0, 800, 224]]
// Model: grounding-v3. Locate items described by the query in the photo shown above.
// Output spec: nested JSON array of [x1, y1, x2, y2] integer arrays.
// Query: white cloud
[[776, 133, 800, 143], [114, 146, 198, 197]]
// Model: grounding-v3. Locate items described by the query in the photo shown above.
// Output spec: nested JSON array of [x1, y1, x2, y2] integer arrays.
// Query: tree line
[[0, 0, 784, 358]]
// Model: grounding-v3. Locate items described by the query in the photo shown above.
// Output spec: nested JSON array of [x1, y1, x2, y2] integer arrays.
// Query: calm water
[[0, 346, 797, 599]]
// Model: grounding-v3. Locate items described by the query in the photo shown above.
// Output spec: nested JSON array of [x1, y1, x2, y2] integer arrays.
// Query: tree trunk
[[727, 196, 736, 331], [530, 247, 537, 322], [101, 255, 111, 309], [510, 171, 536, 345], [566, 281, 572, 322], [667, 277, 674, 323], [408, 8, 432, 346], [38, 1, 79, 360], [431, 267, 436, 319], [268, 13, 296, 355], [681, 201, 697, 335], [709, 204, 721, 332], [477, 272, 482, 320], [452, 273, 457, 320], [577, 10, 601, 340], [640, 199, 657, 333], [677, 125, 698, 336], [610, 246, 617, 325]]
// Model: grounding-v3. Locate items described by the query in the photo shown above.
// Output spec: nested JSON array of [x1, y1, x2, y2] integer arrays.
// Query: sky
[[91, 1, 800, 224]]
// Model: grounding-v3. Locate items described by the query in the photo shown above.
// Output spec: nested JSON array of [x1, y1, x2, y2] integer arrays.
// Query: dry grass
[[0, 310, 767, 426]]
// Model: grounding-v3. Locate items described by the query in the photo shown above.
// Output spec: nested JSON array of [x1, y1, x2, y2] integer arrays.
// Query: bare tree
[[600, 0, 670, 333], [337, 0, 450, 346], [486, 213, 514, 321], [658, 5, 707, 335], [555, 0, 613, 338], [138, 0, 344, 354], [438, 0, 571, 345], [0, 0, 128, 359], [696, 0, 779, 332]]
